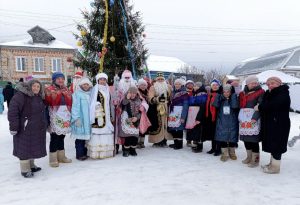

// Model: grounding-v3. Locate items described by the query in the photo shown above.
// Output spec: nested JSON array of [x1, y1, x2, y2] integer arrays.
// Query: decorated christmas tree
[[74, 0, 148, 83]]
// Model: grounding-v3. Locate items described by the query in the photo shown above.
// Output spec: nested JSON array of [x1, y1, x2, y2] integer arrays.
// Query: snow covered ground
[[1, 105, 300, 205]]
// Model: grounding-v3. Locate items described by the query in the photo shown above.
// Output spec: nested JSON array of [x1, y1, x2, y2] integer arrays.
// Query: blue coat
[[213, 93, 239, 143], [0, 88, 4, 114], [71, 88, 92, 140], [168, 88, 189, 131]]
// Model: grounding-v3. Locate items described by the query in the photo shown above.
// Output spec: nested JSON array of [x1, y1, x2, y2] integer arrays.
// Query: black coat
[[8, 82, 47, 160], [259, 84, 291, 154], [3, 84, 15, 103]]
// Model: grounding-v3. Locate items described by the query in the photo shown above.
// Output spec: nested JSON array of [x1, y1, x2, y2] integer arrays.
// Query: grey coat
[[213, 93, 239, 143], [8, 80, 47, 160]]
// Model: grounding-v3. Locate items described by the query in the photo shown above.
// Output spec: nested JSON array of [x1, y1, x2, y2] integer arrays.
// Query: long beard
[[73, 78, 81, 90], [154, 81, 168, 96], [119, 79, 134, 94]]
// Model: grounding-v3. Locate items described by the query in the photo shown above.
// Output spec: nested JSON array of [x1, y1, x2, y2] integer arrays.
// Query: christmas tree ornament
[[142, 33, 147, 38], [98, 52, 102, 58], [110, 36, 116, 42], [77, 41, 83, 47], [80, 29, 87, 36], [102, 47, 108, 54]]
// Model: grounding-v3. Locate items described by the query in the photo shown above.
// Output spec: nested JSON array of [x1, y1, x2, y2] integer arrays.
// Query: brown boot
[[57, 150, 72, 163], [229, 147, 237, 160], [242, 150, 252, 164], [220, 148, 230, 162], [49, 152, 59, 168], [263, 158, 280, 174], [248, 152, 260, 168]]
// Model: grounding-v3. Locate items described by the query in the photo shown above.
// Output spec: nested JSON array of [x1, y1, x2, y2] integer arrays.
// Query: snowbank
[[1, 105, 300, 205]]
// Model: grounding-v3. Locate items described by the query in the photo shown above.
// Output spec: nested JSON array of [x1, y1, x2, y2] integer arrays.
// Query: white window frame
[[34, 57, 44, 72], [52, 58, 62, 72], [15, 56, 26, 72]]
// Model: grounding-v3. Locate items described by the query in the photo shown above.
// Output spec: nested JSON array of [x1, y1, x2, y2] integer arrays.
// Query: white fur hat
[[79, 77, 93, 87], [96, 73, 108, 82], [245, 75, 258, 85], [174, 78, 185, 85], [138, 78, 147, 86]]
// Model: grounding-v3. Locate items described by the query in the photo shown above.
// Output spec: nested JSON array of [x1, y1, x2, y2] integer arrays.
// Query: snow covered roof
[[226, 75, 239, 80], [256, 70, 300, 84], [0, 39, 74, 50], [146, 55, 190, 73], [231, 46, 300, 76]]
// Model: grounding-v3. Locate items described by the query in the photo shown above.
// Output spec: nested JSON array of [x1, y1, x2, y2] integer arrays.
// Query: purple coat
[[8, 81, 47, 160]]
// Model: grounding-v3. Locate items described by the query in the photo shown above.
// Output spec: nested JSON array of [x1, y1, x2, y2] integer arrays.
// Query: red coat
[[45, 85, 72, 111]]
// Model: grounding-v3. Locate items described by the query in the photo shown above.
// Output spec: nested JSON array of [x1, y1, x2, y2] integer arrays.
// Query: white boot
[[263, 158, 281, 174], [20, 160, 34, 178], [261, 155, 272, 169], [248, 152, 260, 168], [242, 150, 252, 164]]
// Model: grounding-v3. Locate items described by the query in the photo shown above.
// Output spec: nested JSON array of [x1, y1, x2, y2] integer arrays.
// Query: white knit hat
[[79, 77, 93, 87], [245, 75, 258, 85], [96, 73, 108, 82], [138, 78, 147, 86]]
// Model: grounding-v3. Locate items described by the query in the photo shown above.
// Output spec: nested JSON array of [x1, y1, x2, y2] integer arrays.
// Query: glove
[[10, 131, 17, 135], [75, 119, 81, 127], [158, 94, 166, 102]]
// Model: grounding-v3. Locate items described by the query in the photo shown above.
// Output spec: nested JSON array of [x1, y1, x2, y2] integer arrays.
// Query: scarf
[[205, 91, 218, 122], [239, 86, 264, 108], [45, 84, 72, 111]]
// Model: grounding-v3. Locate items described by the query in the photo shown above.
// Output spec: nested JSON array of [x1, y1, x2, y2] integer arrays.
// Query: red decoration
[[98, 52, 102, 58]]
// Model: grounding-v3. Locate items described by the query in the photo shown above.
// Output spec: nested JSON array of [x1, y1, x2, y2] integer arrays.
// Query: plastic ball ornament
[[142, 33, 147, 38], [77, 41, 83, 47], [102, 47, 108, 54], [80, 30, 87, 36], [110, 36, 115, 42], [98, 52, 102, 58]]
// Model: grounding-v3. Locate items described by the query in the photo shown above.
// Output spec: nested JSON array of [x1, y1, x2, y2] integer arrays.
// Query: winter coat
[[0, 87, 4, 114], [3, 83, 15, 106], [213, 93, 239, 143], [71, 88, 92, 140], [167, 88, 189, 131], [118, 94, 142, 138], [239, 85, 264, 143], [8, 81, 47, 160], [259, 85, 291, 154]]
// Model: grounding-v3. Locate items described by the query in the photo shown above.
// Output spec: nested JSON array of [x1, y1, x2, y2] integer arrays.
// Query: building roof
[[146, 55, 190, 73], [0, 39, 74, 50], [0, 25, 74, 50], [231, 46, 300, 76]]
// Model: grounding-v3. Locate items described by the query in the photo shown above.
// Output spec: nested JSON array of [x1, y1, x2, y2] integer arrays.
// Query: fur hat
[[96, 73, 108, 82], [223, 84, 232, 92], [52, 72, 65, 82], [79, 77, 93, 87], [195, 82, 203, 88], [266, 76, 282, 85], [138, 78, 147, 86], [174, 78, 185, 85], [128, 86, 138, 94], [121, 70, 132, 79], [186, 80, 194, 86], [245, 75, 259, 85], [156, 72, 165, 80], [74, 71, 83, 78]]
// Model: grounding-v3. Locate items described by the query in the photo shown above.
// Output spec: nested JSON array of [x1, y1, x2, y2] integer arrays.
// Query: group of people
[[6, 69, 291, 178]]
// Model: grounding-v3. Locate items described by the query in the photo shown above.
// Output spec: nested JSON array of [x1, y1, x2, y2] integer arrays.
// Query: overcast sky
[[1, 0, 300, 72]]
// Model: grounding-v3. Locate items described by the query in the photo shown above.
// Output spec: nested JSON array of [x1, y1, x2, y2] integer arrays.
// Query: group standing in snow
[[6, 69, 291, 178]]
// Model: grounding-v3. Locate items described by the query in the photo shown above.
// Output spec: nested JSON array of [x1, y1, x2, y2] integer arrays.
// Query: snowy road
[[1, 107, 300, 205]]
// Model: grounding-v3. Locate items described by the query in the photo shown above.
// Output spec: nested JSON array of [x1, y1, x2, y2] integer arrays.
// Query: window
[[52, 58, 62, 72], [34, 57, 44, 72], [16, 57, 26, 71]]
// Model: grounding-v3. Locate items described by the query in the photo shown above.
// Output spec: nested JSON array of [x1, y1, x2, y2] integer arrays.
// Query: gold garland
[[99, 0, 109, 73]]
